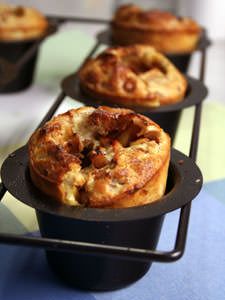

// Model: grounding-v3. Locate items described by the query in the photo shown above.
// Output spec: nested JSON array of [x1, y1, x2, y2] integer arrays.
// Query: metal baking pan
[[1, 145, 202, 290], [0, 21, 58, 93]]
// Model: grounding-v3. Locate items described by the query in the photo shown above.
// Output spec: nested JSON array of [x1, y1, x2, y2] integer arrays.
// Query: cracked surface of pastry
[[29, 106, 171, 208], [0, 4, 48, 40], [79, 45, 187, 107], [112, 4, 202, 53]]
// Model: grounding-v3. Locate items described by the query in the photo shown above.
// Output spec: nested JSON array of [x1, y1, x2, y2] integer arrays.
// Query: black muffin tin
[[0, 15, 208, 291], [0, 22, 57, 93], [1, 145, 202, 290]]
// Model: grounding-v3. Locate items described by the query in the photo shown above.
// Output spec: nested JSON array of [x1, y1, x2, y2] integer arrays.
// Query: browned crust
[[111, 5, 201, 53], [29, 160, 63, 202], [28, 106, 171, 208], [0, 4, 48, 40], [112, 25, 200, 53], [113, 5, 201, 33], [80, 80, 185, 107], [79, 45, 187, 107], [87, 140, 170, 208], [109, 150, 170, 208], [112, 21, 201, 34]]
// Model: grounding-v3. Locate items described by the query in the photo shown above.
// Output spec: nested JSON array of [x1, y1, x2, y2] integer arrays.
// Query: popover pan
[[1, 145, 202, 290], [61, 75, 208, 142], [0, 22, 57, 93], [96, 29, 211, 73]]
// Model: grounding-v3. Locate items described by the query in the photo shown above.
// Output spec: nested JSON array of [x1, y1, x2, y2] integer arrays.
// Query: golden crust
[[28, 106, 171, 208], [0, 4, 48, 41], [112, 5, 202, 53], [79, 45, 187, 107]]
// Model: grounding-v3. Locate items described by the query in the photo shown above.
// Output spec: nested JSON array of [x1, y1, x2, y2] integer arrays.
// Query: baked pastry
[[79, 45, 187, 107], [0, 4, 48, 41], [29, 106, 171, 208], [112, 4, 202, 54]]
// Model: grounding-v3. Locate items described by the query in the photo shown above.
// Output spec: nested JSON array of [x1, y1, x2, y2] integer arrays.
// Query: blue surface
[[0, 246, 95, 300], [204, 178, 225, 204], [0, 185, 224, 300]]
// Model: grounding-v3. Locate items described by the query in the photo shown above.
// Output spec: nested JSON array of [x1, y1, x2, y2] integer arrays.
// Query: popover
[[79, 45, 187, 107], [29, 106, 171, 208], [112, 4, 202, 54], [0, 4, 48, 41]]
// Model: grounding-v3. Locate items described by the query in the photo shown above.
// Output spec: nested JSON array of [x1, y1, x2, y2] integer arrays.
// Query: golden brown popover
[[0, 4, 48, 41], [79, 45, 187, 107], [112, 4, 202, 54], [29, 106, 171, 208]]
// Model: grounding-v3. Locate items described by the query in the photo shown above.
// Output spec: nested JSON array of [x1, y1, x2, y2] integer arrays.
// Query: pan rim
[[1, 145, 202, 222], [61, 75, 208, 113]]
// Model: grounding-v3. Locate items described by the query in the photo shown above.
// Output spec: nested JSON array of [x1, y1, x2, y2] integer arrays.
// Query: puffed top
[[79, 45, 187, 107], [0, 4, 48, 40], [113, 4, 201, 33], [29, 106, 171, 208]]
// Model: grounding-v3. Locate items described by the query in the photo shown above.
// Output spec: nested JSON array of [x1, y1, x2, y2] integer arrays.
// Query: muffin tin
[[1, 145, 202, 290], [0, 20, 57, 93], [0, 14, 209, 291]]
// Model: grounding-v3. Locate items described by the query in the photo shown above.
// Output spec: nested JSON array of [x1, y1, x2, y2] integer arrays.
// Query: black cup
[[0, 39, 39, 93], [0, 22, 57, 93], [36, 210, 164, 290], [1, 146, 203, 290], [165, 29, 211, 73], [166, 53, 191, 73]]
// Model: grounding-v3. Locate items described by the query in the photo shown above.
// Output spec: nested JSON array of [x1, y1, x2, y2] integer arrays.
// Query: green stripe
[[0, 202, 27, 234], [174, 101, 225, 182]]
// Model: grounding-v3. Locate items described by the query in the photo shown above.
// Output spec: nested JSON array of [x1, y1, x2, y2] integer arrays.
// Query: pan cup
[[165, 29, 211, 73], [166, 53, 191, 73], [1, 146, 203, 291], [0, 39, 39, 93], [0, 22, 57, 93], [36, 210, 164, 291]]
